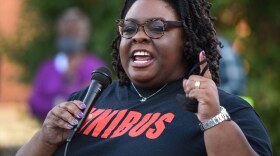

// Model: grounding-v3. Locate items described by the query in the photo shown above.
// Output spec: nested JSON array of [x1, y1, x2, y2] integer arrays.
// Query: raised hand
[[183, 51, 220, 122]]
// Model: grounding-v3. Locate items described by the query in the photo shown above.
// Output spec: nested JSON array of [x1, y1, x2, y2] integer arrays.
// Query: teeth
[[133, 51, 150, 56], [134, 60, 149, 64], [132, 51, 152, 64]]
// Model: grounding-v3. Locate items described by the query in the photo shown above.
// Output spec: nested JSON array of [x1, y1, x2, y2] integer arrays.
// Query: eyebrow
[[124, 17, 165, 23]]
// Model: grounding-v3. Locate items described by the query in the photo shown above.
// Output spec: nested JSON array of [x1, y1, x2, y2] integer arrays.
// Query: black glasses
[[116, 18, 183, 39]]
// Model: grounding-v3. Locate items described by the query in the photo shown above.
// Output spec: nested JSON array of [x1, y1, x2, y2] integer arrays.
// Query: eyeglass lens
[[120, 19, 165, 39]]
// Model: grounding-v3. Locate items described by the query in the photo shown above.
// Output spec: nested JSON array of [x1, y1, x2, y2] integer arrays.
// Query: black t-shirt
[[54, 79, 272, 156]]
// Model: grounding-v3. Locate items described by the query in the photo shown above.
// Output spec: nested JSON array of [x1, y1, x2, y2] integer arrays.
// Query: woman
[[16, 0, 272, 155], [28, 7, 105, 122]]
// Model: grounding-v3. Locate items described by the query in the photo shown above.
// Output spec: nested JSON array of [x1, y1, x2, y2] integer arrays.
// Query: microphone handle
[[67, 80, 102, 142]]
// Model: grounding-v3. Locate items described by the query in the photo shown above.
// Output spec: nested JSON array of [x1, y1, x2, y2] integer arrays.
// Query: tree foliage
[[211, 0, 280, 154], [2, 0, 280, 154]]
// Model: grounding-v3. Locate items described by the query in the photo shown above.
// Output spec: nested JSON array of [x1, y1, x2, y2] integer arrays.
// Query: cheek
[[119, 39, 126, 56], [170, 29, 184, 49], [169, 30, 184, 57], [119, 40, 130, 66], [160, 33, 184, 58]]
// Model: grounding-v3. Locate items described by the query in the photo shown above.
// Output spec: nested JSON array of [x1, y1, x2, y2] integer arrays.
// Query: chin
[[129, 74, 152, 83], [130, 75, 150, 82]]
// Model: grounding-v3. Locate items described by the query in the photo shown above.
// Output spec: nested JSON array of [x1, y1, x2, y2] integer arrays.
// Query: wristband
[[199, 106, 231, 131]]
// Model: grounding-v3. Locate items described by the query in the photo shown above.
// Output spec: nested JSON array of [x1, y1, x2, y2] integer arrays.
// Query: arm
[[16, 100, 86, 156], [204, 119, 257, 156], [16, 130, 58, 156]]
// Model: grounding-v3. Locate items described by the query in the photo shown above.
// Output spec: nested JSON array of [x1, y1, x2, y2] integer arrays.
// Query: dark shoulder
[[218, 89, 252, 111]]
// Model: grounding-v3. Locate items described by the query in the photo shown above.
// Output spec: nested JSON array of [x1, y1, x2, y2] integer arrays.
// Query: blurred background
[[0, 0, 279, 155]]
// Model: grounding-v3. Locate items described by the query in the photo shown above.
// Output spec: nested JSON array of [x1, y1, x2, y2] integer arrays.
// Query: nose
[[132, 26, 150, 43]]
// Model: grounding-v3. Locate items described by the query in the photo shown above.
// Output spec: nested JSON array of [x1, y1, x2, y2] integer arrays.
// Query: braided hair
[[112, 0, 221, 86]]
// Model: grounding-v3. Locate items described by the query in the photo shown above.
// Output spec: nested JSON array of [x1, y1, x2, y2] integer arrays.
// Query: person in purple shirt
[[28, 7, 106, 122]]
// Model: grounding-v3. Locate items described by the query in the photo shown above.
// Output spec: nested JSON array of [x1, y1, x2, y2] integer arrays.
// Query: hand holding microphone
[[39, 67, 112, 147], [67, 67, 112, 142]]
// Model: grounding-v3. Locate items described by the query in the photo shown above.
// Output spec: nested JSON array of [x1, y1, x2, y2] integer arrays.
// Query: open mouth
[[132, 51, 153, 64]]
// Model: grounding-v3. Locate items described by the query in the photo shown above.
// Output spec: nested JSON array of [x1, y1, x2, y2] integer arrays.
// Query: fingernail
[[201, 50, 206, 56], [78, 112, 85, 119], [67, 124, 73, 129], [80, 103, 86, 109], [71, 119, 79, 125], [88, 114, 93, 119]]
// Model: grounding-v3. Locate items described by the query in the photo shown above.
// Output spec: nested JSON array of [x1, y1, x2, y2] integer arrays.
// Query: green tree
[[211, 0, 280, 154]]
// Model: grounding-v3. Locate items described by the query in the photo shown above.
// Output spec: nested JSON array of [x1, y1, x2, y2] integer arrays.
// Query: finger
[[46, 110, 74, 130], [52, 114, 74, 130], [188, 88, 201, 100], [72, 100, 87, 110], [184, 79, 195, 94], [53, 105, 80, 127], [184, 76, 208, 93], [199, 51, 212, 79], [61, 101, 85, 119], [183, 79, 187, 92], [183, 79, 194, 95], [71, 100, 86, 119], [85, 114, 93, 122]]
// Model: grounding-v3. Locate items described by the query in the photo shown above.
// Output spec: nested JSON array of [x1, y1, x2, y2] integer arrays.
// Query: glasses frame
[[116, 18, 183, 39]]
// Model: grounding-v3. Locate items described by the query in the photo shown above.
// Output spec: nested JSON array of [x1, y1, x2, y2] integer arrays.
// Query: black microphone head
[[91, 67, 112, 89]]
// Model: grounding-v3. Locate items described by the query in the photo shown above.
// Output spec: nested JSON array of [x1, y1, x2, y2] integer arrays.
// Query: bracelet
[[199, 106, 231, 131]]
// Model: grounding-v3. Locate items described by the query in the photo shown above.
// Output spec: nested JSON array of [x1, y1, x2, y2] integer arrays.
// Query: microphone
[[67, 67, 112, 142]]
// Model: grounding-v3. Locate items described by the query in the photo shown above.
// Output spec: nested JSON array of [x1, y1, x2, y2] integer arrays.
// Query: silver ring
[[194, 81, 201, 89]]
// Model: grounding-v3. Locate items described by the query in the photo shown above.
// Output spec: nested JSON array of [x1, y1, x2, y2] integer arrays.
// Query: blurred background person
[[218, 36, 247, 96], [28, 7, 106, 122]]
